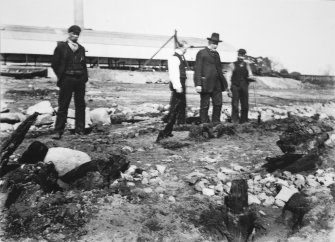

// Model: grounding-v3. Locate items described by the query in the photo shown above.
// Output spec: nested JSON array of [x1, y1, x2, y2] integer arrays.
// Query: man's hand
[[195, 86, 202, 93], [227, 90, 232, 98], [175, 87, 183, 93]]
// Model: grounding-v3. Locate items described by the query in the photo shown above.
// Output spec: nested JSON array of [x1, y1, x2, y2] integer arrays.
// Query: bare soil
[[1, 70, 335, 242]]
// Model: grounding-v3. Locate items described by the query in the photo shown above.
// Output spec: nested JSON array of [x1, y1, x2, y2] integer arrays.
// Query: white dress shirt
[[168, 49, 185, 90]]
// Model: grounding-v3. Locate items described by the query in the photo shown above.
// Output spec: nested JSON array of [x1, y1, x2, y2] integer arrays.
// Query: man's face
[[69, 32, 80, 43], [208, 40, 219, 50], [238, 54, 245, 61]]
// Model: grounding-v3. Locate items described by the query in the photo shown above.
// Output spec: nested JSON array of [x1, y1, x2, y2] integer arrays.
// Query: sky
[[0, 0, 334, 75]]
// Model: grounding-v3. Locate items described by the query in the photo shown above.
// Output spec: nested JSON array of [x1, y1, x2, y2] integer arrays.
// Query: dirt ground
[[1, 70, 335, 242]]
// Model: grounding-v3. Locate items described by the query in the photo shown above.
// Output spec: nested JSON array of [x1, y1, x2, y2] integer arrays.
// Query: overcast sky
[[0, 0, 334, 75]]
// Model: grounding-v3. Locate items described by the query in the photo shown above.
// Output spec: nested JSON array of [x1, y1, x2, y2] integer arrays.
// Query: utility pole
[[74, 0, 84, 28]]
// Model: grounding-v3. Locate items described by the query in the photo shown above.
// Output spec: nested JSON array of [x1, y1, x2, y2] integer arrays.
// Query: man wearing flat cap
[[51, 25, 88, 139], [226, 48, 255, 124], [194, 33, 228, 124]]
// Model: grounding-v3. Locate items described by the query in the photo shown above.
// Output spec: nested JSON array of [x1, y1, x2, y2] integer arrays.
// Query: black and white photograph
[[0, 0, 335, 241]]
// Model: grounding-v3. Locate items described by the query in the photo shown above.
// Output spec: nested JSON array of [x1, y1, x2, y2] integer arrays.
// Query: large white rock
[[202, 187, 215, 196], [35, 114, 54, 126], [0, 112, 26, 123], [90, 108, 111, 125], [44, 147, 91, 177], [275, 186, 298, 202], [248, 193, 261, 205], [27, 101, 54, 115]]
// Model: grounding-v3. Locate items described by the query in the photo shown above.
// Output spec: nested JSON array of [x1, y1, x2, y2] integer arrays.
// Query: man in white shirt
[[226, 49, 255, 123], [156, 41, 189, 142]]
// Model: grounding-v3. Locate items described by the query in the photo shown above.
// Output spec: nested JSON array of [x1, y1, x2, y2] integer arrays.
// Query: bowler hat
[[68, 25, 81, 34], [207, 33, 222, 43]]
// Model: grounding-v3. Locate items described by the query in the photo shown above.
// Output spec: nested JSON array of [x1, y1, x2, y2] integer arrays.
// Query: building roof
[[0, 25, 237, 62]]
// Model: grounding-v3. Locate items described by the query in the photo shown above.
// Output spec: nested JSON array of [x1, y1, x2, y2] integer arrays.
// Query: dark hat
[[207, 33, 222, 43], [237, 48, 247, 55], [68, 25, 81, 34]]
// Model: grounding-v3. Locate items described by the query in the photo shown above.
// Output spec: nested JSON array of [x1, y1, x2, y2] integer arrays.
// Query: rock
[[202, 187, 215, 196], [274, 198, 285, 207], [248, 193, 261, 205], [275, 186, 298, 202], [294, 174, 306, 189], [141, 178, 149, 185], [35, 114, 54, 126], [0, 112, 26, 124], [317, 174, 334, 186], [155, 186, 165, 193], [195, 180, 208, 192], [306, 176, 320, 188], [217, 172, 228, 182], [263, 196, 275, 206], [219, 167, 237, 174], [231, 164, 246, 172], [257, 192, 269, 202], [168, 196, 176, 203], [0, 123, 14, 132], [122, 146, 134, 154], [90, 108, 111, 125], [124, 165, 137, 175], [44, 147, 91, 176], [276, 178, 289, 188], [149, 169, 159, 177], [156, 165, 166, 174], [199, 157, 217, 163], [186, 171, 206, 180], [143, 188, 153, 193], [214, 183, 224, 193], [27, 101, 54, 115]]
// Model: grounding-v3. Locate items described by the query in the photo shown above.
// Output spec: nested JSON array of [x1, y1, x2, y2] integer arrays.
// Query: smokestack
[[74, 0, 84, 28]]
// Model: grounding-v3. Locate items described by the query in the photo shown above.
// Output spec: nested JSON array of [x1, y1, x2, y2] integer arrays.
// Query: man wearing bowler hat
[[194, 33, 228, 124], [51, 25, 88, 139]]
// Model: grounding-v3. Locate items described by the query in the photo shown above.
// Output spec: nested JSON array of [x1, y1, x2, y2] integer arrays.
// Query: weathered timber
[[282, 192, 311, 230], [0, 112, 39, 175], [263, 154, 304, 172], [222, 179, 261, 242]]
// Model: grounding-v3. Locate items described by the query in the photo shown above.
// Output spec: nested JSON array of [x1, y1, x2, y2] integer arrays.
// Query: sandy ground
[[1, 69, 335, 241]]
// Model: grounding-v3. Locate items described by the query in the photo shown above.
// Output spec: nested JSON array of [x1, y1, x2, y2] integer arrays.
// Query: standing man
[[194, 33, 228, 124], [156, 40, 189, 142], [227, 48, 255, 124], [51, 25, 88, 139]]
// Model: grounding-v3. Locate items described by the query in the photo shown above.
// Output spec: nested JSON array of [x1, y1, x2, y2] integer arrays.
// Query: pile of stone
[[0, 101, 170, 133], [187, 166, 335, 208]]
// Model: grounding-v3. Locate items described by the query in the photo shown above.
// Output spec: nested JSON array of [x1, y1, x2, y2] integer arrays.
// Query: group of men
[[157, 32, 255, 141], [51, 25, 255, 141]]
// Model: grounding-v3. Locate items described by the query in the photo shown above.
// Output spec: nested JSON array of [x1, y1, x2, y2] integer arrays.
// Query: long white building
[[0, 24, 237, 69]]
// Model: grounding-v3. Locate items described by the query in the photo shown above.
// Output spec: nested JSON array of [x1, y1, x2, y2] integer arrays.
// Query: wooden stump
[[223, 179, 259, 242]]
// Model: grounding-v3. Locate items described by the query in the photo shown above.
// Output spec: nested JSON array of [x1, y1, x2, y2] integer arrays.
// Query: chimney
[[74, 0, 84, 28]]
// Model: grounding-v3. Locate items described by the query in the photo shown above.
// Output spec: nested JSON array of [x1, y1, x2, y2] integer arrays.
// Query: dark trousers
[[166, 88, 186, 124], [231, 83, 249, 123], [162, 89, 186, 135], [54, 76, 86, 134], [200, 90, 222, 123]]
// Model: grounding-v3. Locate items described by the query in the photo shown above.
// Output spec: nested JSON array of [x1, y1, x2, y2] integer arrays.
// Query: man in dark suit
[[194, 33, 228, 124], [51, 25, 88, 139]]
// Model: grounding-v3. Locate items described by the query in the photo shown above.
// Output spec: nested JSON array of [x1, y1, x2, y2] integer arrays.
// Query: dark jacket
[[231, 61, 249, 87], [51, 41, 88, 87], [194, 48, 227, 93]]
